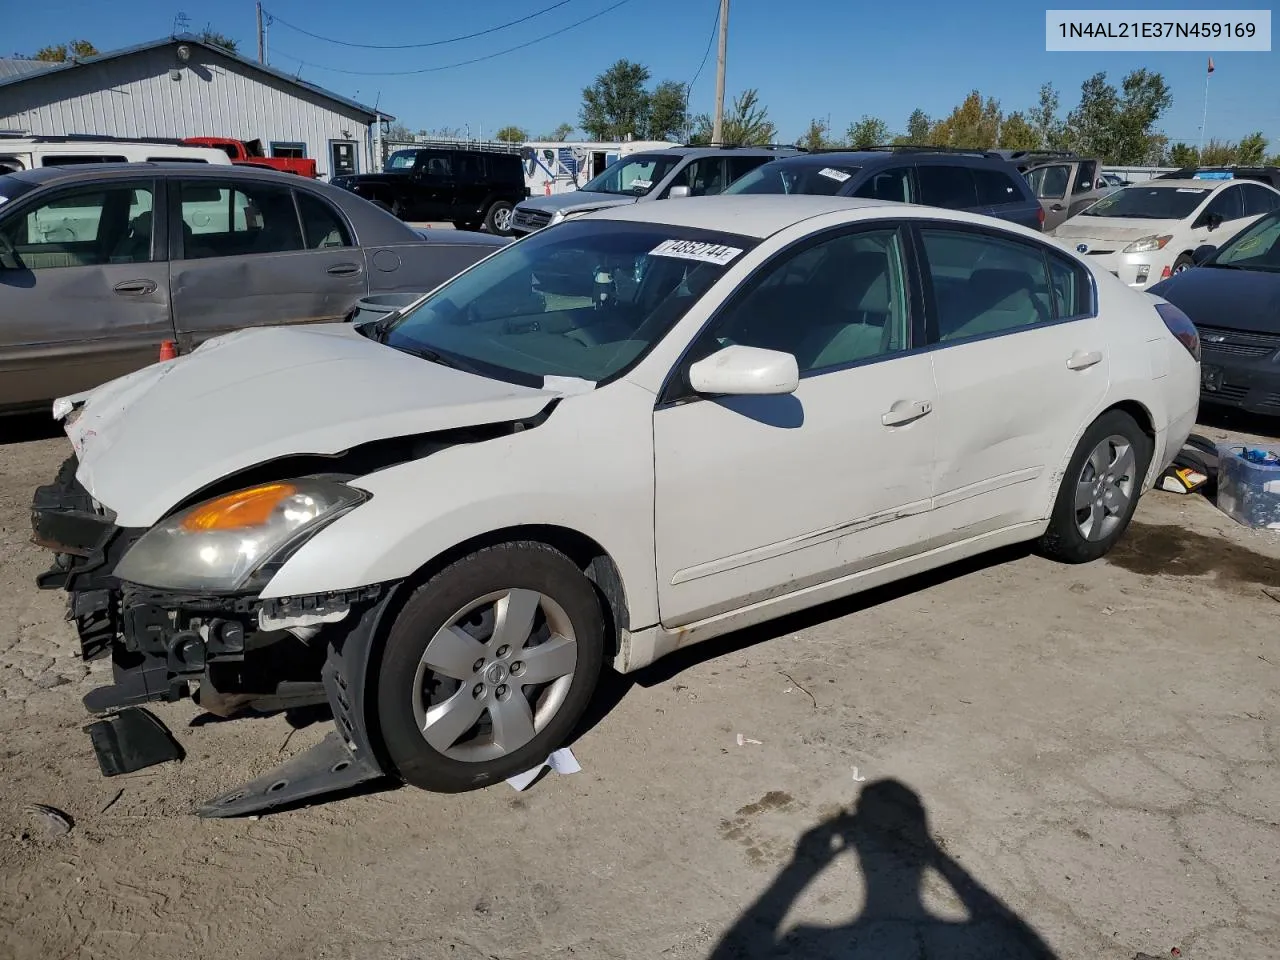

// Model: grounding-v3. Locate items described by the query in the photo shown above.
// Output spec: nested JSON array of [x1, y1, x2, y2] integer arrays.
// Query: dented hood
[[62, 323, 562, 528]]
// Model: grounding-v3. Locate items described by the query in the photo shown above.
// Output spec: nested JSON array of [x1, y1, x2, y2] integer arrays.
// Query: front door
[[170, 177, 366, 349], [410, 151, 456, 221], [915, 222, 1111, 540], [654, 225, 938, 626], [330, 140, 358, 178], [0, 179, 173, 408]]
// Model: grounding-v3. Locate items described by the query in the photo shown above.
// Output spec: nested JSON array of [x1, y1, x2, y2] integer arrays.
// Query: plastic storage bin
[[1217, 444, 1280, 529], [347, 292, 424, 328]]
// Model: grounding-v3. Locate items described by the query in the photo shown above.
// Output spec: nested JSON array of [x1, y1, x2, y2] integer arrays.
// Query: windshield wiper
[[1202, 261, 1244, 270], [395, 344, 479, 374]]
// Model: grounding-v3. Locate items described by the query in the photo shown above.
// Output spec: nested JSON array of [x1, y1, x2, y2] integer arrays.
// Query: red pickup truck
[[181, 137, 318, 177]]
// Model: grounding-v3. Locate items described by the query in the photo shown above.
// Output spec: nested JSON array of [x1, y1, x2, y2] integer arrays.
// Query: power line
[[271, 0, 631, 76], [686, 0, 719, 93], [264, 0, 572, 50]]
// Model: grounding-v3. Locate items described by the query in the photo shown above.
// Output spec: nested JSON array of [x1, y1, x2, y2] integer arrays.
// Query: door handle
[[881, 399, 933, 427], [113, 279, 157, 296], [1050, 203, 1064, 212], [1066, 349, 1103, 370], [327, 263, 361, 277]]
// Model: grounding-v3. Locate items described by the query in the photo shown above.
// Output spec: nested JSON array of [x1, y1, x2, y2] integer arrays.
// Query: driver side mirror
[[667, 185, 691, 199], [1192, 244, 1216, 264], [688, 345, 799, 396]]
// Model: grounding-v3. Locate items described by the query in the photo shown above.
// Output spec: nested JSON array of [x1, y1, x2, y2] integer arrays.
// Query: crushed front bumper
[[31, 455, 396, 816]]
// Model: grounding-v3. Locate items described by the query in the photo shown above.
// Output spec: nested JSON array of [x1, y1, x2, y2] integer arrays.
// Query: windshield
[[1210, 211, 1280, 272], [723, 161, 860, 197], [379, 219, 756, 384], [385, 150, 419, 171], [579, 154, 682, 196], [1081, 185, 1210, 220]]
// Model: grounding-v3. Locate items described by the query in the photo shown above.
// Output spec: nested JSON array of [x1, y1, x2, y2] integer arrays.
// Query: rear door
[[916, 222, 1109, 541], [973, 165, 1041, 230], [169, 177, 366, 349], [1026, 163, 1073, 229], [0, 178, 173, 408], [914, 162, 983, 216]]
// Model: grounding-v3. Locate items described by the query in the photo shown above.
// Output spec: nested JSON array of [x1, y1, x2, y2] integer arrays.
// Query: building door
[[330, 140, 357, 177]]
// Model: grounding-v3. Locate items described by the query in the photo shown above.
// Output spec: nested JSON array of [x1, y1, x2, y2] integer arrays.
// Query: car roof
[[1, 162, 309, 187], [579, 194, 901, 238], [1118, 178, 1222, 190]]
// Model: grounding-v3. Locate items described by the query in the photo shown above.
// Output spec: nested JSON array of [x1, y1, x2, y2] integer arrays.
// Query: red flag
[[1208, 56, 1215, 74]]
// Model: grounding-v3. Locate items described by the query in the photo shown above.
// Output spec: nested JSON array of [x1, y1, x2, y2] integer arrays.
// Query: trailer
[[520, 140, 679, 197]]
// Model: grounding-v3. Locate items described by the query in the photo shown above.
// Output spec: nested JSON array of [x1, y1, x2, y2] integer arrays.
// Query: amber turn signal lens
[[180, 483, 298, 531]]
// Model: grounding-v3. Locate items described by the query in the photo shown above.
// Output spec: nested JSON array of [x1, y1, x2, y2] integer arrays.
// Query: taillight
[[1037, 206, 1046, 228], [1155, 302, 1201, 361]]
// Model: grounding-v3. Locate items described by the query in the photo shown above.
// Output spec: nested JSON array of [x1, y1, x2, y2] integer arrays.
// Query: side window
[[915, 165, 979, 209], [1241, 184, 1280, 216], [852, 167, 913, 202], [269, 142, 306, 159], [178, 181, 303, 260], [0, 185, 154, 269], [667, 158, 727, 197], [972, 168, 1023, 206], [1075, 160, 1099, 194], [296, 192, 352, 248], [920, 228, 1056, 342], [695, 228, 911, 374], [455, 153, 485, 180], [1026, 164, 1070, 200], [726, 155, 769, 183], [418, 152, 453, 178], [1047, 253, 1093, 319], [1204, 186, 1245, 223]]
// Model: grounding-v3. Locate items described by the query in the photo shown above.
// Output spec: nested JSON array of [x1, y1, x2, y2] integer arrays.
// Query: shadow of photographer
[[708, 779, 1058, 959]]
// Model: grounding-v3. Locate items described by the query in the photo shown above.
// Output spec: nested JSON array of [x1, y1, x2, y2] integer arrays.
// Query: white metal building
[[0, 35, 393, 179]]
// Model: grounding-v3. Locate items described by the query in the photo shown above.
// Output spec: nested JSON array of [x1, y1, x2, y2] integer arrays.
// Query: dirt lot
[[1, 413, 1278, 960]]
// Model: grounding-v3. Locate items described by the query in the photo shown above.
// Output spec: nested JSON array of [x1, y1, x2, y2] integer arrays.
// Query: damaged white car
[[31, 196, 1200, 816]]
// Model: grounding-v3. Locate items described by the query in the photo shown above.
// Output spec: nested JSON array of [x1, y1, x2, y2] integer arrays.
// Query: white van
[[0, 134, 232, 173]]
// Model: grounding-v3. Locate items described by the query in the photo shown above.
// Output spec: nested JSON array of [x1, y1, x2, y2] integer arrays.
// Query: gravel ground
[[0, 410, 1277, 960]]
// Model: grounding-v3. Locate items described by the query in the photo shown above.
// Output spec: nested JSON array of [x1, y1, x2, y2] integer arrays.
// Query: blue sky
[[9, 0, 1278, 147]]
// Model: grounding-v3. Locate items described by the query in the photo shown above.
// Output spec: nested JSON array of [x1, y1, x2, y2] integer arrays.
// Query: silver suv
[[509, 145, 800, 236]]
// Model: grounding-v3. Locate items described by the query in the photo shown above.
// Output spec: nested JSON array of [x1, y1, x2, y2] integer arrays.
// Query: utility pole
[[710, 0, 729, 144], [256, 2, 265, 64]]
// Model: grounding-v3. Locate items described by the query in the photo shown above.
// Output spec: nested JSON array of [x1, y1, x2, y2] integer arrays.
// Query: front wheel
[[1038, 410, 1152, 563], [1172, 253, 1196, 274], [485, 201, 514, 236], [375, 542, 604, 792]]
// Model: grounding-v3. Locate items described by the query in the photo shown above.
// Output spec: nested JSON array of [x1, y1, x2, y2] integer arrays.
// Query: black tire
[[484, 201, 514, 236], [1038, 410, 1152, 564], [376, 542, 604, 792], [1172, 252, 1196, 274]]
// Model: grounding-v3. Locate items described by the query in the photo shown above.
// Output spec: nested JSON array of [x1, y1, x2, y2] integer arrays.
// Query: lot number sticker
[[819, 167, 852, 182], [650, 239, 744, 266], [629, 179, 653, 190]]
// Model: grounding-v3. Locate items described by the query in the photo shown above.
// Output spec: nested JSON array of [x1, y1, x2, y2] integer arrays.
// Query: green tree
[[846, 115, 890, 149], [929, 91, 1001, 149], [580, 59, 652, 140], [689, 88, 776, 146], [647, 80, 688, 141], [31, 39, 97, 62], [495, 126, 528, 143], [1198, 139, 1235, 166], [541, 122, 575, 141], [1030, 82, 1066, 150], [1168, 142, 1197, 166], [386, 123, 415, 141], [1063, 70, 1171, 164], [199, 30, 237, 52], [1237, 131, 1268, 165], [904, 108, 930, 144], [998, 111, 1040, 150], [797, 118, 840, 151]]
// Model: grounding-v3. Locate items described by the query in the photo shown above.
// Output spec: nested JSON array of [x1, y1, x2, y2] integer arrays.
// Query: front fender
[[259, 380, 660, 627]]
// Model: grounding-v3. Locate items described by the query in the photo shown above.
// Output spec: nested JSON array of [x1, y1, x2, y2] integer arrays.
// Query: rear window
[[916, 165, 979, 208], [973, 168, 1025, 206], [723, 161, 860, 197]]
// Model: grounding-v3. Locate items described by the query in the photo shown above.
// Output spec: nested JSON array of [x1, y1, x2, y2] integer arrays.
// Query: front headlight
[[114, 479, 366, 592], [1123, 234, 1173, 254]]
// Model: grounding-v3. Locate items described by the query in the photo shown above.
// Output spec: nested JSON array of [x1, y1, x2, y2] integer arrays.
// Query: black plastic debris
[[84, 707, 185, 777]]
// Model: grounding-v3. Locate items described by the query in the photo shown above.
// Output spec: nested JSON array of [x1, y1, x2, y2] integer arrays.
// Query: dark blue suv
[[723, 146, 1045, 231]]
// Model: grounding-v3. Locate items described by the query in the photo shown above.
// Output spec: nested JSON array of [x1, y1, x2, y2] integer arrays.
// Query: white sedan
[[32, 196, 1200, 815], [1050, 175, 1280, 288]]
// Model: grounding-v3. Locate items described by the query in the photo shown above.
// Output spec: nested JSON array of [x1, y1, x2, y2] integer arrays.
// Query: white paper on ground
[[506, 747, 582, 791]]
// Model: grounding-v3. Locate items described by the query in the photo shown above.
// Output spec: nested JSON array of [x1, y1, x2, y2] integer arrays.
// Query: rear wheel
[[375, 542, 604, 792], [1038, 410, 1151, 563], [485, 201, 514, 236]]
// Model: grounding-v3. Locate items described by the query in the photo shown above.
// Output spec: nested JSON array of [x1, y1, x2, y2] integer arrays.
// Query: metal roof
[[0, 35, 393, 121]]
